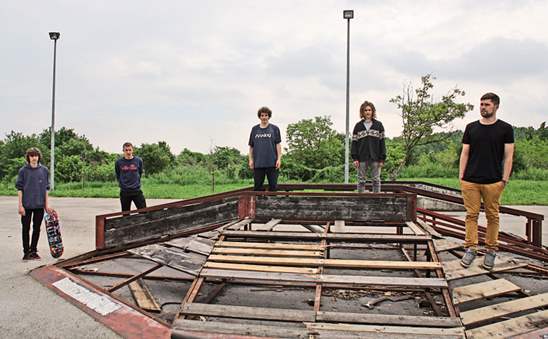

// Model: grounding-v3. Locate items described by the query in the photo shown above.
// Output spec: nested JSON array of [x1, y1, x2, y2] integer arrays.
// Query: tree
[[389, 74, 473, 178], [284, 116, 344, 181], [135, 141, 175, 175]]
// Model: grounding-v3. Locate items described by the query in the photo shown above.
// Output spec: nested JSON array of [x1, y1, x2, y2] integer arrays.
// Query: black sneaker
[[22, 253, 31, 260], [29, 252, 41, 260]]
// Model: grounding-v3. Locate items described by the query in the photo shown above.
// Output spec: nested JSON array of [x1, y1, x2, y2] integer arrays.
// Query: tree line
[[1, 75, 546, 185]]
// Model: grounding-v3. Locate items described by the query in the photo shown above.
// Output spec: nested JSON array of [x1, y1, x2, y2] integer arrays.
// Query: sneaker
[[483, 251, 497, 270], [22, 253, 31, 260], [460, 248, 477, 268], [29, 252, 41, 260]]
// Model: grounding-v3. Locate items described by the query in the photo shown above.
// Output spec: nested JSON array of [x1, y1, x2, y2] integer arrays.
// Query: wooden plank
[[452, 278, 521, 305], [416, 219, 443, 238], [129, 244, 206, 276], [264, 218, 282, 231], [203, 262, 319, 274], [214, 240, 323, 251], [443, 257, 526, 281], [172, 319, 308, 337], [330, 226, 396, 234], [433, 239, 463, 252], [128, 279, 161, 312], [406, 221, 426, 235], [200, 268, 448, 288], [332, 220, 345, 232], [182, 303, 315, 322], [460, 292, 548, 326], [316, 311, 461, 328], [465, 310, 548, 339], [222, 230, 431, 242], [227, 218, 252, 230], [305, 323, 465, 337], [207, 255, 442, 270], [211, 247, 323, 257], [165, 236, 215, 255]]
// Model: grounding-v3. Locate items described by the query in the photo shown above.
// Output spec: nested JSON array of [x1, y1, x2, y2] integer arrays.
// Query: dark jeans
[[253, 167, 278, 191], [120, 189, 147, 212], [21, 208, 44, 254]]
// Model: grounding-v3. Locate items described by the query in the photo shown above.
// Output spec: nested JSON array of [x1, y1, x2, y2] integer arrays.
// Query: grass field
[[0, 178, 546, 205]]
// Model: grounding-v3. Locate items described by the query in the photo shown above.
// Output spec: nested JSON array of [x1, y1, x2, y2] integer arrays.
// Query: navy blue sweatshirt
[[115, 156, 144, 191], [15, 164, 50, 209]]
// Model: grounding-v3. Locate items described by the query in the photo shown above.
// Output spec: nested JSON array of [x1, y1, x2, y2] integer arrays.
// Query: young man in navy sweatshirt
[[15, 147, 52, 260], [115, 142, 147, 212]]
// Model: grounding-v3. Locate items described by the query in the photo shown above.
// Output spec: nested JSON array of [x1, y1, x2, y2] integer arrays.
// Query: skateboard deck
[[44, 210, 64, 258]]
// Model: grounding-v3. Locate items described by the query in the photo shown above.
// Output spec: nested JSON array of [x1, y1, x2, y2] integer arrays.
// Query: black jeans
[[21, 208, 44, 254], [120, 189, 147, 212], [253, 167, 278, 191]]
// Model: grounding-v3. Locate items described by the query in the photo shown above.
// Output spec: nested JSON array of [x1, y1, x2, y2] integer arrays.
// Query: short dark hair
[[481, 92, 500, 107], [122, 142, 133, 150], [257, 106, 272, 118], [25, 147, 42, 163], [359, 101, 377, 119]]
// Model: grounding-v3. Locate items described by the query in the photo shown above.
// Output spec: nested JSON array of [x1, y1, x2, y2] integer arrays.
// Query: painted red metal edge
[[30, 265, 170, 339], [95, 215, 105, 250]]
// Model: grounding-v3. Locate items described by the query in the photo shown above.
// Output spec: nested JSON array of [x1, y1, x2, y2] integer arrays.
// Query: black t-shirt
[[462, 120, 514, 184], [248, 123, 281, 168]]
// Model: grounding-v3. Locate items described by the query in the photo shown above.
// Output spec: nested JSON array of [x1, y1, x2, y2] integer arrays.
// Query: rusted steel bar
[[70, 268, 194, 282], [400, 247, 443, 317], [108, 263, 164, 292], [61, 251, 131, 269], [426, 241, 458, 318]]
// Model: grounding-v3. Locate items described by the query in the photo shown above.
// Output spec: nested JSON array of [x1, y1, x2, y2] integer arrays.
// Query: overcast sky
[[1, 0, 547, 154]]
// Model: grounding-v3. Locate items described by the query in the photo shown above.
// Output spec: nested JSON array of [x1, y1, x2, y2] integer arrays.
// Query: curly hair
[[359, 101, 376, 120], [257, 106, 272, 118]]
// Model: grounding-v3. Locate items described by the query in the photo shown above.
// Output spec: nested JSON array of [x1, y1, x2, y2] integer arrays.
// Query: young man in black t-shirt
[[248, 106, 282, 191], [459, 93, 514, 270], [115, 142, 147, 212]]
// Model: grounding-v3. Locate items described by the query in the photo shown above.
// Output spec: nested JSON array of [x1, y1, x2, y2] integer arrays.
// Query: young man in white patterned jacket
[[351, 100, 387, 193]]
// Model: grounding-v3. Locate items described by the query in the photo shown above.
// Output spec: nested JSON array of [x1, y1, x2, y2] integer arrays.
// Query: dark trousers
[[21, 208, 44, 254], [120, 190, 147, 212], [253, 167, 278, 191]]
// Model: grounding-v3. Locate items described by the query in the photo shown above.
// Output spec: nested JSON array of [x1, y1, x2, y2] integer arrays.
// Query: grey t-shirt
[[15, 164, 50, 209], [248, 123, 281, 168]]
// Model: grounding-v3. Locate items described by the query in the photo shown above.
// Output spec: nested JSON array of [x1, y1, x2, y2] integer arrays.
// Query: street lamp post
[[343, 10, 353, 184], [49, 32, 60, 191]]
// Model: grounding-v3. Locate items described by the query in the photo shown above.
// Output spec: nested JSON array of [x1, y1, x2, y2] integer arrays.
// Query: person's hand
[[45, 206, 54, 214], [248, 159, 254, 170], [379, 161, 385, 168], [18, 206, 25, 216], [353, 160, 359, 169], [275, 159, 281, 169]]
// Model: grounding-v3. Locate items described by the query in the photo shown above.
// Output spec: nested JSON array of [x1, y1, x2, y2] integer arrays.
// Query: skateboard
[[44, 210, 64, 258]]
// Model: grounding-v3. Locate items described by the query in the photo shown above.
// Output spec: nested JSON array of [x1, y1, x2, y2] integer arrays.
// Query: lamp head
[[49, 32, 60, 40], [343, 10, 354, 19]]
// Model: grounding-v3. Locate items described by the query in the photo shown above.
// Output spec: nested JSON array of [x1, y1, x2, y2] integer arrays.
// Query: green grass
[[400, 178, 548, 205], [1, 178, 546, 205]]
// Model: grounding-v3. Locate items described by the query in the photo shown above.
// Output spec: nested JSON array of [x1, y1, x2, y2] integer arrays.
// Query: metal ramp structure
[[31, 183, 547, 338]]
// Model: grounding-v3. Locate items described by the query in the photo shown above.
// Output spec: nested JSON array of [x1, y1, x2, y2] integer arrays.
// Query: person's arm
[[44, 191, 52, 214], [379, 122, 386, 167], [248, 146, 254, 169], [115, 160, 121, 182], [139, 158, 144, 177], [275, 143, 282, 169], [15, 169, 25, 216], [459, 144, 470, 180], [351, 124, 360, 168], [17, 190, 25, 216], [502, 143, 514, 185]]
